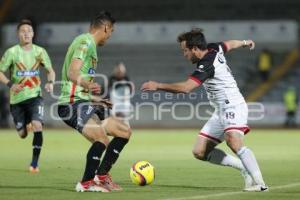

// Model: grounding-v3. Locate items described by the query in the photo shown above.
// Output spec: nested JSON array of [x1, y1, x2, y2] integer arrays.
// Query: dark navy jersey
[[189, 42, 245, 107]]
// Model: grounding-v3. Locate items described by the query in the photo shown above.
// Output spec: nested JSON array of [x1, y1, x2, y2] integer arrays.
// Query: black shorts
[[10, 96, 44, 131], [57, 100, 105, 133]]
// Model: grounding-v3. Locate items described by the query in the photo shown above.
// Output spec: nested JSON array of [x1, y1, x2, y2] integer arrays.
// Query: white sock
[[237, 146, 265, 186], [207, 148, 245, 171]]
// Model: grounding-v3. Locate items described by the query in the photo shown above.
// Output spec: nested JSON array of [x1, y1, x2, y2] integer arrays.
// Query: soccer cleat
[[29, 166, 39, 173], [94, 174, 123, 191], [243, 184, 269, 192], [75, 180, 110, 192], [241, 169, 254, 189]]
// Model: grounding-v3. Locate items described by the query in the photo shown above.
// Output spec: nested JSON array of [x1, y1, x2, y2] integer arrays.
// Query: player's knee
[[192, 148, 206, 160], [18, 129, 28, 139], [92, 131, 110, 146], [122, 127, 132, 139], [111, 124, 132, 139], [31, 121, 43, 132], [95, 137, 110, 146], [225, 132, 243, 153]]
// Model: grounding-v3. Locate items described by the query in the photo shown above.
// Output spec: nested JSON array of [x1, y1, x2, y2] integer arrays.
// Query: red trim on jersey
[[222, 42, 229, 53], [189, 76, 202, 85], [69, 83, 76, 104], [224, 127, 250, 135], [208, 48, 217, 53], [199, 132, 222, 143], [31, 77, 39, 85], [23, 80, 33, 88]]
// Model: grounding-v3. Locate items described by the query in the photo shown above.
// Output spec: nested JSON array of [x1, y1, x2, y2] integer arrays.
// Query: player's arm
[[0, 71, 23, 93], [0, 50, 23, 93], [141, 79, 200, 94], [41, 48, 56, 92], [90, 95, 113, 108], [223, 40, 255, 52], [68, 58, 101, 93], [44, 67, 56, 92]]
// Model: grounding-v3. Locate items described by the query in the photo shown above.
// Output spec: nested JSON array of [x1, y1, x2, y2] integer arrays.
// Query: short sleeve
[[189, 60, 215, 85], [41, 48, 52, 70], [72, 41, 89, 61], [0, 49, 13, 72], [207, 42, 228, 54]]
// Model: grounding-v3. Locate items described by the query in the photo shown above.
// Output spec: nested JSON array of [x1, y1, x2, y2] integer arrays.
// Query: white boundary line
[[160, 182, 300, 200]]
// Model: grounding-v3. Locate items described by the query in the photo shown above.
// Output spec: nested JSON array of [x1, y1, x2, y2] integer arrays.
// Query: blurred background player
[[0, 19, 55, 173], [57, 11, 131, 192], [0, 88, 9, 128], [141, 29, 268, 192], [257, 48, 273, 81], [283, 86, 298, 127], [108, 62, 133, 123]]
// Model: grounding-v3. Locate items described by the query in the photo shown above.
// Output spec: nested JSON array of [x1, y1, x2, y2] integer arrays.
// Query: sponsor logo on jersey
[[88, 68, 96, 76], [196, 68, 205, 73], [217, 55, 225, 63], [16, 70, 39, 77], [86, 106, 94, 115]]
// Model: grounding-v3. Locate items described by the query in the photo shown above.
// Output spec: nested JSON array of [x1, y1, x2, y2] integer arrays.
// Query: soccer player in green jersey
[[57, 11, 131, 192], [0, 19, 56, 173]]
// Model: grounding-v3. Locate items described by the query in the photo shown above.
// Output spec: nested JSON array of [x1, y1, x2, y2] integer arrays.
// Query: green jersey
[[0, 44, 52, 104], [58, 33, 98, 104]]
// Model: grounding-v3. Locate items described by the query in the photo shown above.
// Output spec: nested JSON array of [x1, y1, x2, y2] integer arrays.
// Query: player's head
[[17, 19, 34, 45], [90, 11, 116, 46], [113, 62, 127, 79], [177, 28, 207, 63]]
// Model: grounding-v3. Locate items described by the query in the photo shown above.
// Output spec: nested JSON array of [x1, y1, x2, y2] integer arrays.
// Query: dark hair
[[177, 28, 207, 50], [17, 19, 32, 30], [17, 19, 33, 30], [90, 11, 116, 28]]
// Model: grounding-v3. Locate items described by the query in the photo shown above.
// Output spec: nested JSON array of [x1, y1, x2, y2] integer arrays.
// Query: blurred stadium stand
[[4, 0, 300, 22], [0, 0, 299, 128]]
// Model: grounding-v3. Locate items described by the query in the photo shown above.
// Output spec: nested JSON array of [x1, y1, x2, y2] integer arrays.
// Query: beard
[[190, 54, 201, 64]]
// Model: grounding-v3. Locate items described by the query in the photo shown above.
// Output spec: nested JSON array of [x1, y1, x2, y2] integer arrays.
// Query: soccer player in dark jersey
[[0, 19, 56, 173], [57, 11, 131, 192], [141, 29, 268, 192]]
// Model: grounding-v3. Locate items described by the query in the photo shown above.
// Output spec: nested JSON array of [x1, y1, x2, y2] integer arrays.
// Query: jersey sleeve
[[72, 41, 89, 61], [0, 49, 13, 72], [207, 42, 228, 54], [41, 48, 52, 70], [189, 60, 215, 85]]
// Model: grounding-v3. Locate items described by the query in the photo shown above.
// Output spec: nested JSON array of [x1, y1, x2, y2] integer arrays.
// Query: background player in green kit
[[57, 11, 132, 192], [0, 19, 56, 173]]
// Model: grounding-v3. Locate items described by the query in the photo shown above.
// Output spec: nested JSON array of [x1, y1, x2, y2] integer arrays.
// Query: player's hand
[[92, 96, 113, 108], [141, 81, 159, 91], [88, 82, 101, 94], [246, 40, 255, 50], [10, 84, 23, 94], [100, 99, 113, 109], [45, 83, 53, 93]]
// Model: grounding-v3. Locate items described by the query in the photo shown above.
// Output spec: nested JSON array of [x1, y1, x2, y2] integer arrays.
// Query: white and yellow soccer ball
[[130, 161, 155, 186]]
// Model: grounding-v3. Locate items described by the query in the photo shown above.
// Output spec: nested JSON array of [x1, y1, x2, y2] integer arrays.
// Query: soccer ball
[[130, 161, 155, 186]]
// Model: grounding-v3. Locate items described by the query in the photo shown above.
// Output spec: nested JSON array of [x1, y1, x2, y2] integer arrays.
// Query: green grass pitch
[[0, 129, 300, 200]]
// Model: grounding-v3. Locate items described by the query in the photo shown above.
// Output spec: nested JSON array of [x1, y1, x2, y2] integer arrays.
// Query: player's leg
[[58, 102, 110, 192], [29, 120, 43, 172], [10, 103, 28, 138], [95, 116, 131, 191], [193, 112, 246, 169], [193, 112, 252, 189], [223, 103, 267, 191], [81, 115, 110, 181], [193, 133, 247, 171], [225, 130, 267, 191], [27, 97, 44, 173]]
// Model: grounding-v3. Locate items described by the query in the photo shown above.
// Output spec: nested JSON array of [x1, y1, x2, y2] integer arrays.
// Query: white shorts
[[199, 102, 250, 144]]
